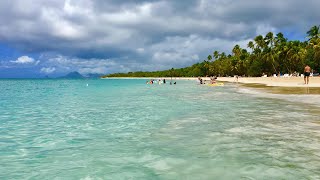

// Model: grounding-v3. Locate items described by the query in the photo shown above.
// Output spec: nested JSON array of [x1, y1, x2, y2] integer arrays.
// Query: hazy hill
[[58, 71, 84, 79]]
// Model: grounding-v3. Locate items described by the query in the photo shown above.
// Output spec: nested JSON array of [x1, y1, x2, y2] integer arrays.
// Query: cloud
[[1, 0, 320, 76], [11, 56, 36, 64], [78, 67, 107, 74], [40, 67, 56, 74], [148, 34, 251, 68], [39, 55, 118, 74]]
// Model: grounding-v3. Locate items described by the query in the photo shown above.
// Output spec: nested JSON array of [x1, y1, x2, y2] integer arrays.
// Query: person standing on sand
[[304, 65, 311, 84]]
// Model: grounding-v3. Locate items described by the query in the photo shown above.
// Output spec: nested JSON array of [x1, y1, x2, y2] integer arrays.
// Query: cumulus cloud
[[148, 34, 251, 68], [39, 55, 119, 74], [11, 56, 36, 64], [40, 67, 56, 74], [1, 0, 320, 75]]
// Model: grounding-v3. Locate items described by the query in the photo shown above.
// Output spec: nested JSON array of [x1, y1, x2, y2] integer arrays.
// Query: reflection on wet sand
[[240, 83, 320, 94]]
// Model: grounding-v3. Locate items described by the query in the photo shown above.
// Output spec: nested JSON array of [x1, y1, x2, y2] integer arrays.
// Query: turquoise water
[[1, 79, 320, 179]]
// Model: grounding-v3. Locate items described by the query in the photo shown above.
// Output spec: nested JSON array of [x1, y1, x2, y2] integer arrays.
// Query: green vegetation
[[102, 25, 320, 78]]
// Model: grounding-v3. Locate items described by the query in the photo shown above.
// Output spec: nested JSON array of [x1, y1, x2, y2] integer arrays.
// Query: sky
[[0, 0, 319, 78]]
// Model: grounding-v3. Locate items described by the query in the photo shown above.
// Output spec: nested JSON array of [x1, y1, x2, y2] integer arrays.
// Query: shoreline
[[101, 77, 201, 80], [102, 76, 320, 87], [102, 76, 320, 94]]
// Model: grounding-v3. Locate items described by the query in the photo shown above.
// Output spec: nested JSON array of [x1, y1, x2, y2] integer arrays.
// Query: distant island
[[58, 71, 84, 79], [102, 25, 320, 78], [58, 72, 103, 79]]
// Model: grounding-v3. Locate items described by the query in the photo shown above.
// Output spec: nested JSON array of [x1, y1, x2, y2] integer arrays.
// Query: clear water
[[1, 79, 320, 179]]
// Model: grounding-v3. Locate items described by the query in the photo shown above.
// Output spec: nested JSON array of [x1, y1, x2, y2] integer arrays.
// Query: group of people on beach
[[145, 64, 313, 86], [146, 79, 176, 85], [198, 76, 217, 85]]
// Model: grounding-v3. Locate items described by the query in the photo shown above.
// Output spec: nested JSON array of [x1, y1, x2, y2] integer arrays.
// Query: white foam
[[225, 127, 248, 133], [81, 176, 103, 180], [146, 158, 186, 172]]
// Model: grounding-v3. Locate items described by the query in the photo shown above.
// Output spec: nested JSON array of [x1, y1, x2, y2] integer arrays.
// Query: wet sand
[[217, 77, 320, 94]]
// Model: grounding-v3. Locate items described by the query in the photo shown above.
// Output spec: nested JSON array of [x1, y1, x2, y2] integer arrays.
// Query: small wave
[[225, 127, 249, 133], [162, 117, 209, 132], [80, 176, 103, 180]]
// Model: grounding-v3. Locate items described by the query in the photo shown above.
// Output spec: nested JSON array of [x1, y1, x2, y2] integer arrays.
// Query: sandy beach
[[217, 76, 320, 87]]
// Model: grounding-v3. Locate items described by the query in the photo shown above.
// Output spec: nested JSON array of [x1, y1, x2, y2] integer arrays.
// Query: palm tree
[[307, 25, 320, 40], [231, 45, 242, 74], [253, 35, 266, 63], [307, 36, 320, 72], [253, 35, 267, 73], [232, 45, 241, 56], [220, 52, 226, 59], [265, 32, 274, 47], [275, 32, 286, 45], [264, 32, 278, 74], [284, 41, 306, 73], [213, 50, 219, 59], [247, 41, 254, 50], [254, 35, 266, 50]]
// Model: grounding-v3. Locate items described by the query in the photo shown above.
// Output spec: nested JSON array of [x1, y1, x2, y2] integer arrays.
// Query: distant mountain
[[58, 71, 84, 79]]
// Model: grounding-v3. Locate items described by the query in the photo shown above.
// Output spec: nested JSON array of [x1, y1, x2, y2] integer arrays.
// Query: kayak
[[208, 83, 224, 86]]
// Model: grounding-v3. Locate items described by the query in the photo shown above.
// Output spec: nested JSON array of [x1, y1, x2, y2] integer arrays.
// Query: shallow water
[[1, 79, 320, 179]]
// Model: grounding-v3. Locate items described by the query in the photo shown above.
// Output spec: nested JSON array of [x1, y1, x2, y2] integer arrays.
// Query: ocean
[[1, 79, 320, 179]]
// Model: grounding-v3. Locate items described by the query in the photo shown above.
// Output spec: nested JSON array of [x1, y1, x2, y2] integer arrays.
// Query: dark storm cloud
[[0, 0, 319, 75]]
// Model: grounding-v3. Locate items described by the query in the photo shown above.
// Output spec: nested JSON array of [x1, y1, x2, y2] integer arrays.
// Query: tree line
[[102, 25, 320, 78]]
